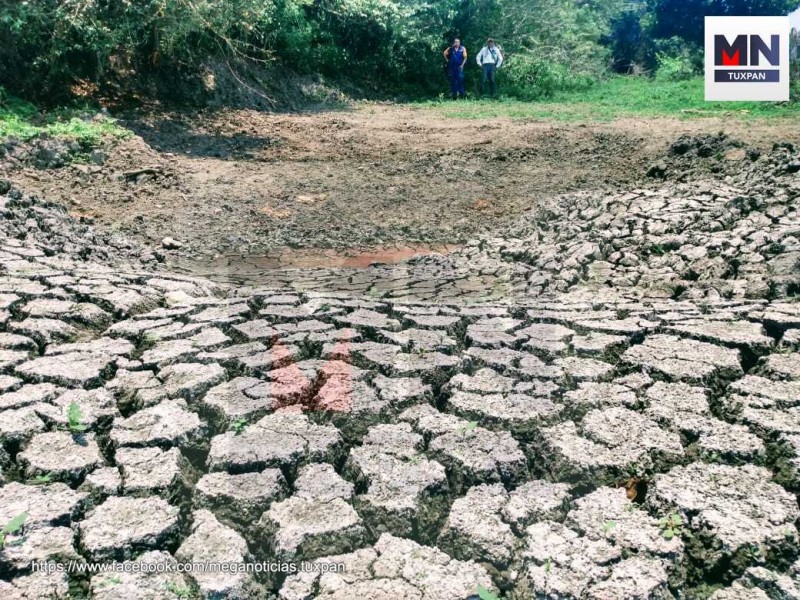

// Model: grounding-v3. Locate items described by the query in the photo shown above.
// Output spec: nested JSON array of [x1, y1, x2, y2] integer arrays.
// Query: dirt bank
[[4, 105, 800, 265]]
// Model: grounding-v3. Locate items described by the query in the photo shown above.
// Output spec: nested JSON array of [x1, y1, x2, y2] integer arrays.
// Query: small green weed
[[658, 512, 687, 540], [139, 332, 159, 351], [741, 543, 765, 563], [29, 472, 54, 485], [477, 585, 500, 600], [0, 512, 27, 548], [165, 581, 193, 598], [230, 418, 248, 435], [67, 401, 86, 433]]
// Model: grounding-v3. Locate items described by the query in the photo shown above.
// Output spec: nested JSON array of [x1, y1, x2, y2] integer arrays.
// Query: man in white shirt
[[476, 38, 503, 97]]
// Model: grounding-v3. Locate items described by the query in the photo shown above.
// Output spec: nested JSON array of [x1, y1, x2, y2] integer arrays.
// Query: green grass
[[0, 88, 130, 146], [415, 76, 800, 122]]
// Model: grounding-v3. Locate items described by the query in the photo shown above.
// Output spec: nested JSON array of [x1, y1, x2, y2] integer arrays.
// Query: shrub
[[654, 51, 697, 82], [502, 54, 595, 100]]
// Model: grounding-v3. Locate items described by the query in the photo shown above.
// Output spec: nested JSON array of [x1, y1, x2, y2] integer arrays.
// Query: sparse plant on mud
[[67, 401, 86, 433], [603, 519, 617, 533], [0, 512, 27, 549], [658, 512, 687, 540], [476, 585, 500, 600], [740, 543, 765, 564], [230, 418, 248, 435], [96, 575, 123, 588], [140, 332, 159, 351], [29, 472, 53, 485], [773, 343, 795, 355], [459, 421, 479, 435], [625, 461, 648, 479], [164, 580, 193, 598]]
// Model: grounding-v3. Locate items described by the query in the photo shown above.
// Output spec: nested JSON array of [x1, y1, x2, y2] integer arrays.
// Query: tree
[[605, 9, 649, 73], [648, 0, 799, 47], [0, 0, 279, 101]]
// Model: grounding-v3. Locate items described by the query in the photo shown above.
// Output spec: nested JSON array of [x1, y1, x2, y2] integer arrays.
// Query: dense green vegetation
[[607, 0, 798, 75], [1, 0, 796, 104], [0, 90, 129, 144]]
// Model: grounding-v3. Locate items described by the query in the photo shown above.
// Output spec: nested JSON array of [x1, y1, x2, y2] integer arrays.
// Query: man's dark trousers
[[449, 67, 466, 98], [481, 63, 497, 96]]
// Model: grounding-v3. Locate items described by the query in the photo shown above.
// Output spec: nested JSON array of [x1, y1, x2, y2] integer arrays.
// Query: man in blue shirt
[[443, 38, 468, 99]]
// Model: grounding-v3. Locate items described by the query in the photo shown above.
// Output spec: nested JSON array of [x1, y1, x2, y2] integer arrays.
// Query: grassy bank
[[418, 76, 800, 121], [3, 75, 798, 151], [0, 89, 130, 146]]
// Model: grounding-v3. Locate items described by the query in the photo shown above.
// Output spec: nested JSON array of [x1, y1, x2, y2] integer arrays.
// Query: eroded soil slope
[[5, 106, 800, 262]]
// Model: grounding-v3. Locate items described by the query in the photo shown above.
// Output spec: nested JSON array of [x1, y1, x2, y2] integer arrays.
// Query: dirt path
[[7, 105, 800, 264]]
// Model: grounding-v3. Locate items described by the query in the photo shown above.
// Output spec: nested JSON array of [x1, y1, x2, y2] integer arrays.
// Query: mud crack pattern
[[1, 145, 800, 599]]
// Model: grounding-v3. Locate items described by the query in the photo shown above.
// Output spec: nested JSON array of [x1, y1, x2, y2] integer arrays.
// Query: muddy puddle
[[173, 243, 462, 283]]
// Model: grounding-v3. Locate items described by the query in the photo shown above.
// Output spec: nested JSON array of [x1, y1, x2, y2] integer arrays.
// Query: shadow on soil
[[124, 118, 285, 159]]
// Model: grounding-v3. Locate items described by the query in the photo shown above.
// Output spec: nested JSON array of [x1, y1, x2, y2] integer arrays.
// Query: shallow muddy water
[[174, 243, 462, 283]]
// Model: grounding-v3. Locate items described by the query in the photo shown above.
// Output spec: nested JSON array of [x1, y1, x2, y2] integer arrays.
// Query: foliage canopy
[[0, 0, 796, 103]]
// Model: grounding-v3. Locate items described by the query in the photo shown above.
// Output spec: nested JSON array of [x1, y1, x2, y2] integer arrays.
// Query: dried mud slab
[[279, 533, 497, 600], [647, 463, 800, 580]]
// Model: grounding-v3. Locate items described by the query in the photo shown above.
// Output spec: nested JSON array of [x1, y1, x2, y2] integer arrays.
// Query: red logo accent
[[722, 49, 741, 66]]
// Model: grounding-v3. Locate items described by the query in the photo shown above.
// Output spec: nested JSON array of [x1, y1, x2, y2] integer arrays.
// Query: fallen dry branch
[[123, 167, 163, 179]]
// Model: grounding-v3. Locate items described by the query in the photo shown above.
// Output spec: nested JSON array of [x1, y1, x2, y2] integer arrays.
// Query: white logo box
[[705, 16, 791, 101]]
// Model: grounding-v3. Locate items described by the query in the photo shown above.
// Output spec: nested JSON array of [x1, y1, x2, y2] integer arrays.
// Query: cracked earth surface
[[0, 135, 800, 599]]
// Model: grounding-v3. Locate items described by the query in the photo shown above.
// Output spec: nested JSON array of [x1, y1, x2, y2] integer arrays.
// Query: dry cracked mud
[[0, 121, 800, 599]]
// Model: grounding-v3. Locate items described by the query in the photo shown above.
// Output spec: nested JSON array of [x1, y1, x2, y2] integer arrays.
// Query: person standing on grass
[[476, 38, 503, 97], [444, 38, 468, 99]]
